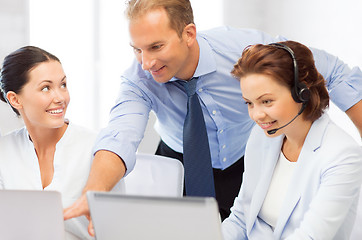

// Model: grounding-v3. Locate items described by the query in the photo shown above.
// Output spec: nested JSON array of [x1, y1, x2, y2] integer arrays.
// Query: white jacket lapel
[[247, 135, 284, 233]]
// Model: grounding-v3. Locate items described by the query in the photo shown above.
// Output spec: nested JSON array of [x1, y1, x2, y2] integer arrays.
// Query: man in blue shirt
[[64, 0, 362, 233]]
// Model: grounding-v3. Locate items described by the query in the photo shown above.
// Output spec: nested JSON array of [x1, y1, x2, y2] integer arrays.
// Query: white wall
[[29, 0, 98, 130], [0, 0, 28, 135], [223, 0, 362, 68]]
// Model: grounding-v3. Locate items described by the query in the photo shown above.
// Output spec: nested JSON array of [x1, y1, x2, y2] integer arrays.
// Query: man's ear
[[183, 23, 197, 47], [6, 91, 22, 110]]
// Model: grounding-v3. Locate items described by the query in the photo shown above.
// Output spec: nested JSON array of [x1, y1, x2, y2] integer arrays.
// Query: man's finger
[[63, 194, 89, 220], [88, 219, 95, 237]]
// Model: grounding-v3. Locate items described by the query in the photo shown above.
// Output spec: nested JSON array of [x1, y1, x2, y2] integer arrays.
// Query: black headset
[[268, 43, 310, 104]]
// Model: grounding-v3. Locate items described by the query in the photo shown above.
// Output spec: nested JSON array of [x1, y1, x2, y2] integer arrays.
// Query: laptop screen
[[87, 192, 223, 240], [0, 190, 65, 240]]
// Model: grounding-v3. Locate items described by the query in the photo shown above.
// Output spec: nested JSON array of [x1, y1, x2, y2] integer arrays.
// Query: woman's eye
[[61, 83, 67, 88], [41, 86, 49, 92]]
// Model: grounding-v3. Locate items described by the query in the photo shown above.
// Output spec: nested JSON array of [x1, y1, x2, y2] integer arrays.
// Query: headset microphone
[[267, 103, 306, 135]]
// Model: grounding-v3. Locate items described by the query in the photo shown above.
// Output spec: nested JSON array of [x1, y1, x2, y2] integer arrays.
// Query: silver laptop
[[0, 190, 65, 240], [87, 192, 223, 240]]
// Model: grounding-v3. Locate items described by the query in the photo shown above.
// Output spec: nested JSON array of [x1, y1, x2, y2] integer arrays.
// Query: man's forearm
[[346, 99, 362, 137], [83, 150, 126, 193]]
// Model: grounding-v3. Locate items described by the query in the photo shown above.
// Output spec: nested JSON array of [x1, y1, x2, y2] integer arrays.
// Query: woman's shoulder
[[55, 121, 98, 153], [0, 127, 27, 143], [313, 114, 362, 164], [65, 121, 98, 140], [320, 114, 360, 149], [0, 127, 30, 156]]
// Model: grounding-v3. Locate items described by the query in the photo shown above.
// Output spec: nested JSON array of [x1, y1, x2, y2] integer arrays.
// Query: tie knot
[[181, 77, 198, 97]]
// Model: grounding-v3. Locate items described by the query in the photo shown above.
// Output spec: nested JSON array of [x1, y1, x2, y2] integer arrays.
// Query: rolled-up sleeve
[[93, 78, 152, 176], [311, 48, 362, 111]]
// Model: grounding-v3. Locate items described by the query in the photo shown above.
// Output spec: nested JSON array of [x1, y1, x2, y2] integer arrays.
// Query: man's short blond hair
[[125, 0, 194, 37]]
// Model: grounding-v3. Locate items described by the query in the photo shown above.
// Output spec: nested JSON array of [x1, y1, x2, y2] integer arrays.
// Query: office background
[[1, 0, 361, 153]]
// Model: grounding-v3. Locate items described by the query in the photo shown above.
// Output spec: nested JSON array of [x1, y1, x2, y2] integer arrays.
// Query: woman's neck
[[282, 119, 312, 162], [26, 123, 68, 152], [26, 122, 68, 189]]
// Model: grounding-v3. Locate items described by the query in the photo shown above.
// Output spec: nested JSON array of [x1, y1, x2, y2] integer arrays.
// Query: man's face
[[129, 8, 193, 83]]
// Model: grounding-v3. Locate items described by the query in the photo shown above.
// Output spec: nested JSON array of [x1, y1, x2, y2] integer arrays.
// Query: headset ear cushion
[[299, 86, 311, 103], [292, 82, 310, 103], [291, 86, 301, 103]]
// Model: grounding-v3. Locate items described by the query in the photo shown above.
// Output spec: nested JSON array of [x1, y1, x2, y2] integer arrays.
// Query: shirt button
[[198, 88, 203, 92], [223, 157, 227, 162], [219, 129, 224, 134], [212, 110, 217, 115], [222, 145, 226, 149]]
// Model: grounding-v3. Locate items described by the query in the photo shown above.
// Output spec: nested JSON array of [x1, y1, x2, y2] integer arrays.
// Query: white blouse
[[0, 121, 97, 239], [259, 151, 296, 229]]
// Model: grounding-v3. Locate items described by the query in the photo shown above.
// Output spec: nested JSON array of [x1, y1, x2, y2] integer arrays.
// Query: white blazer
[[222, 114, 362, 239]]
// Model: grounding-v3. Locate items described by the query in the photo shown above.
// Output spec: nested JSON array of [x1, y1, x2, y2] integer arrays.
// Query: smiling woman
[[222, 41, 362, 240], [0, 46, 96, 240]]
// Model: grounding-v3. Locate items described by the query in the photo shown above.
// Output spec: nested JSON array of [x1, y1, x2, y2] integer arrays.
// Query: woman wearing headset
[[222, 41, 362, 239]]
